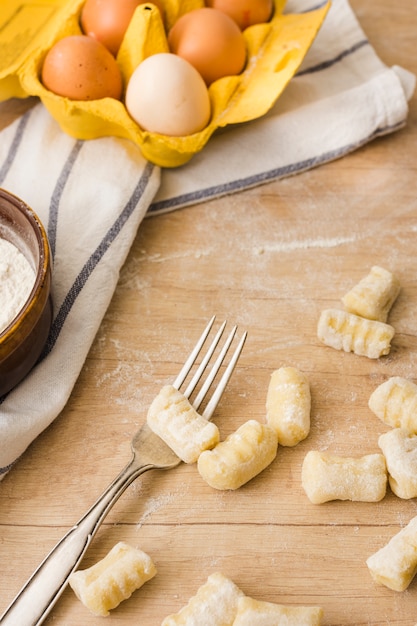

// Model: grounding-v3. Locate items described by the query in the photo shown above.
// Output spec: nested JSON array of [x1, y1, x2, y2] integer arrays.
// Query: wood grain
[[1, 1, 417, 624]]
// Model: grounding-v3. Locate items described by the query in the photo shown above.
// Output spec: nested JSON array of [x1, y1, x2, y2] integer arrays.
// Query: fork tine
[[172, 315, 216, 389], [192, 324, 237, 410], [174, 317, 247, 421], [182, 320, 227, 399], [198, 330, 247, 420]]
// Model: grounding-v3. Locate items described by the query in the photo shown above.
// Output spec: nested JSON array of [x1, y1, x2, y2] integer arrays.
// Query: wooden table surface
[[1, 1, 417, 624]]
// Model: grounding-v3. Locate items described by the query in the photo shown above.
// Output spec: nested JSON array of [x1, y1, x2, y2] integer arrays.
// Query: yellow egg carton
[[0, 0, 330, 167]]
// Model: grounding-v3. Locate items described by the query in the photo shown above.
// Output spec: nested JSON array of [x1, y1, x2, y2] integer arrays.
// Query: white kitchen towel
[[149, 0, 415, 214], [0, 0, 414, 475], [0, 104, 160, 475]]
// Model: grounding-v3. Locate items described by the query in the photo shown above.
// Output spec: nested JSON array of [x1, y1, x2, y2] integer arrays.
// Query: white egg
[[125, 53, 211, 137]]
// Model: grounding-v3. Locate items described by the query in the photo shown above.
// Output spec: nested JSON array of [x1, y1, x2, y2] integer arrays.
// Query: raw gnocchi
[[378, 428, 417, 499], [161, 572, 244, 626], [301, 450, 387, 504], [341, 265, 400, 323], [233, 596, 323, 626], [317, 308, 395, 359], [147, 384, 220, 463], [68, 542, 156, 616], [266, 367, 311, 446], [197, 420, 278, 490], [366, 514, 417, 591], [369, 376, 417, 433]]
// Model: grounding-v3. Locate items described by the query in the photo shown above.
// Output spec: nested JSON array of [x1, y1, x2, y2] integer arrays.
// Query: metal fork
[[0, 316, 247, 626]]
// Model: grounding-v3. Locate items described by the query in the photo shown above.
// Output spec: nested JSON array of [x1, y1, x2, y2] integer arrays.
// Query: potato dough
[[161, 572, 244, 626], [266, 366, 311, 446], [147, 384, 220, 463], [341, 265, 400, 322], [301, 450, 387, 504], [233, 596, 323, 626], [366, 514, 417, 591], [369, 377, 417, 433], [68, 542, 156, 616], [197, 420, 278, 490], [317, 308, 395, 359], [378, 428, 417, 499]]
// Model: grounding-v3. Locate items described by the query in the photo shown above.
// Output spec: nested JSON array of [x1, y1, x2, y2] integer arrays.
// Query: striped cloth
[[0, 0, 414, 475], [0, 113, 160, 475]]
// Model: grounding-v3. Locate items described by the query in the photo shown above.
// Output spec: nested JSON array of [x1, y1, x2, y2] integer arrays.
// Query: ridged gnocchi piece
[[233, 596, 323, 626], [161, 572, 244, 626], [68, 542, 156, 616], [369, 377, 417, 433], [341, 265, 400, 322], [366, 514, 417, 591], [317, 308, 395, 359], [147, 384, 220, 463], [197, 420, 278, 490], [301, 450, 387, 504], [378, 428, 417, 499], [266, 366, 311, 447]]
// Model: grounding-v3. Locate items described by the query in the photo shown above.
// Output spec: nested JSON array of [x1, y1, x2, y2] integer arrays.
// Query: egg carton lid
[[0, 0, 82, 101]]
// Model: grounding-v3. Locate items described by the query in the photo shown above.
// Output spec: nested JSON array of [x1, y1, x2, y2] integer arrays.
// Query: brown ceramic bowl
[[0, 189, 53, 397]]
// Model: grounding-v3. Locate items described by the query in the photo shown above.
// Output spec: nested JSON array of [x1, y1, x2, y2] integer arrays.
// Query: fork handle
[[0, 456, 154, 626]]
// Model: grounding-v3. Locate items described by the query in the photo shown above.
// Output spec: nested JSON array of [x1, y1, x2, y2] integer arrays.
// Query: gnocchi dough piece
[[197, 420, 278, 490], [301, 450, 387, 504], [233, 596, 323, 626], [68, 542, 156, 616], [369, 377, 417, 433], [378, 428, 417, 499], [147, 384, 220, 463], [161, 572, 244, 626], [366, 514, 417, 591], [341, 265, 400, 322], [266, 366, 311, 447], [317, 308, 395, 359]]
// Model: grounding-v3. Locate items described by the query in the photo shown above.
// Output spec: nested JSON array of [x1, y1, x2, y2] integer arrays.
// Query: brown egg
[[41, 35, 123, 100], [168, 7, 246, 86], [80, 0, 165, 56], [205, 0, 274, 30]]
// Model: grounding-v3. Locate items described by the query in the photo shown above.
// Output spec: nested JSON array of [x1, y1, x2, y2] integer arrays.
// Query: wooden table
[[1, 1, 416, 624]]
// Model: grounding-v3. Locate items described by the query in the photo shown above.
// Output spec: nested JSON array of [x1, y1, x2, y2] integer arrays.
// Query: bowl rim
[[0, 187, 51, 341]]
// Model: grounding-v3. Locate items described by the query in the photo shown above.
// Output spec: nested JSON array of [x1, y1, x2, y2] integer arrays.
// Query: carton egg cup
[[0, 0, 330, 167]]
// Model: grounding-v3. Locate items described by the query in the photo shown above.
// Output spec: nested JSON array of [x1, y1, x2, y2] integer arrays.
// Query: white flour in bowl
[[0, 237, 36, 333]]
